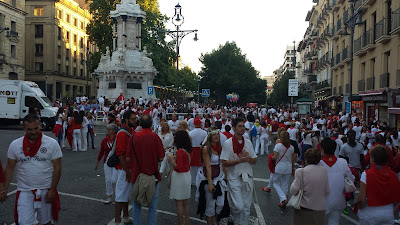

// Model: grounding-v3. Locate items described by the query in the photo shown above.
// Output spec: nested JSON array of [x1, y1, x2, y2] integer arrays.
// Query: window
[[57, 46, 61, 58], [35, 44, 43, 56], [66, 49, 70, 60], [73, 18, 77, 27], [35, 25, 43, 38], [127, 83, 142, 89], [80, 37, 84, 48], [66, 14, 70, 23], [57, 27, 62, 40], [35, 62, 43, 71], [11, 45, 16, 58], [11, 21, 16, 32], [108, 83, 116, 89], [25, 96, 41, 108], [57, 64, 61, 72], [9, 72, 18, 80], [73, 51, 77, 62], [66, 66, 69, 75], [57, 10, 62, 19], [80, 69, 83, 77], [66, 31, 70, 42], [34, 7, 44, 16], [12, 0, 16, 7], [73, 34, 77, 45], [80, 22, 84, 30], [73, 67, 76, 76]]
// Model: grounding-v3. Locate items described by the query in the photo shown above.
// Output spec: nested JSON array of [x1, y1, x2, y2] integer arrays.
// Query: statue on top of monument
[[121, 0, 136, 5]]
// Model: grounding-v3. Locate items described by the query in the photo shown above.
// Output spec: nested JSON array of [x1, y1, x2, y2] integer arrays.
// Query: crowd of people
[[1, 94, 400, 225]]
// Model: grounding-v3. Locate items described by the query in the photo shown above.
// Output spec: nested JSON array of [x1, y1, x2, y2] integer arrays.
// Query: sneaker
[[104, 197, 112, 204], [395, 219, 400, 224], [121, 217, 133, 224], [343, 208, 349, 215]]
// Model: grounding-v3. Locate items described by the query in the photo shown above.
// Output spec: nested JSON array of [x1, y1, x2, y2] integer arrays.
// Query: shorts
[[115, 169, 132, 202], [17, 190, 53, 225]]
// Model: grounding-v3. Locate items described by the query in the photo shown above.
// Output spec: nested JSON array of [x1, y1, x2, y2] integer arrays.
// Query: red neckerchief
[[22, 132, 43, 157], [262, 125, 267, 128], [222, 121, 226, 124], [290, 127, 294, 129], [232, 135, 245, 156], [332, 137, 338, 140], [106, 135, 115, 149], [366, 164, 400, 206], [322, 155, 337, 167], [211, 143, 222, 154]]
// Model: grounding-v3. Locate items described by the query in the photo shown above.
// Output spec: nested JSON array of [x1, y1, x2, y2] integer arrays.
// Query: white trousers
[[72, 129, 81, 151], [227, 178, 253, 225], [204, 184, 224, 217], [104, 163, 117, 196], [251, 136, 260, 153], [259, 135, 270, 155], [17, 190, 53, 225], [267, 173, 275, 189], [159, 155, 170, 174], [190, 166, 201, 185], [80, 127, 88, 151], [273, 173, 291, 202], [61, 125, 66, 148], [115, 169, 132, 203], [326, 210, 341, 225]]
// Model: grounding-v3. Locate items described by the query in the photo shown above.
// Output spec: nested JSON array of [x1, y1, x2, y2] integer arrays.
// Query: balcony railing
[[358, 79, 365, 91], [366, 77, 375, 90], [35, 52, 43, 57], [335, 53, 341, 65], [354, 37, 362, 53], [10, 31, 18, 37], [57, 54, 61, 59], [336, 19, 342, 32], [342, 47, 349, 61], [35, 33, 43, 38], [376, 18, 391, 41], [343, 10, 349, 23], [380, 73, 389, 88], [392, 8, 400, 33]]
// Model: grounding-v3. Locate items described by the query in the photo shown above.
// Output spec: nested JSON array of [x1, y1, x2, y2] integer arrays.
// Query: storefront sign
[[362, 94, 387, 102]]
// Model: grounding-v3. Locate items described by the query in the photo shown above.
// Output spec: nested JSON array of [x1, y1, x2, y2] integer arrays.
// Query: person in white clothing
[[259, 121, 271, 155], [152, 106, 160, 131], [69, 111, 82, 152], [3, 114, 62, 225], [168, 114, 180, 135], [272, 131, 295, 208], [220, 118, 257, 225], [158, 121, 174, 176], [189, 119, 208, 185], [79, 111, 89, 151], [319, 138, 354, 225]]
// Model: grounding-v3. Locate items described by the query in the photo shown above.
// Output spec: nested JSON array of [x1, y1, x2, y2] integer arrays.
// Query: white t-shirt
[[287, 127, 298, 141], [8, 134, 63, 191], [168, 120, 179, 132], [274, 143, 294, 174], [339, 143, 363, 168], [189, 128, 208, 147], [55, 114, 63, 125], [220, 137, 257, 180]]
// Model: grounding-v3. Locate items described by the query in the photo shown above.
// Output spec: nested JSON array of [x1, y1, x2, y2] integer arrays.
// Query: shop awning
[[359, 89, 385, 96], [389, 108, 400, 114]]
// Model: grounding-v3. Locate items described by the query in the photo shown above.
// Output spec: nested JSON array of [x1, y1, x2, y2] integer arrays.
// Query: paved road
[[0, 124, 360, 225]]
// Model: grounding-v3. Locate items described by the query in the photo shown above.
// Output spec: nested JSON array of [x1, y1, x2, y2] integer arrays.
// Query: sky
[[157, 0, 315, 78]]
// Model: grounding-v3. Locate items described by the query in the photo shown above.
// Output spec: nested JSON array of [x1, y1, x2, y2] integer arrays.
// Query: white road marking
[[341, 213, 358, 224], [253, 178, 269, 183], [7, 190, 17, 196]]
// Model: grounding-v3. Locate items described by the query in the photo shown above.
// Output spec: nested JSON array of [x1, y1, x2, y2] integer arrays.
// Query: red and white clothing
[[170, 149, 191, 200], [168, 119, 179, 134], [98, 136, 117, 196], [189, 128, 208, 185], [8, 134, 62, 225]]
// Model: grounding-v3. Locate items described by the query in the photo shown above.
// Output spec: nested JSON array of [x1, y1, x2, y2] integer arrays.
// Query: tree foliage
[[199, 41, 266, 105], [267, 71, 307, 107], [85, 0, 199, 90]]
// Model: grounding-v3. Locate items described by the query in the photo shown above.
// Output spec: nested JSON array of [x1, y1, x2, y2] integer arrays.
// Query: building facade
[[0, 0, 27, 80], [25, 0, 95, 101]]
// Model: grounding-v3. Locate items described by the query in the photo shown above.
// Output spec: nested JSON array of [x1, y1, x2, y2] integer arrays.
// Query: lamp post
[[162, 3, 198, 107], [197, 78, 200, 103], [86, 46, 90, 97], [343, 0, 363, 114]]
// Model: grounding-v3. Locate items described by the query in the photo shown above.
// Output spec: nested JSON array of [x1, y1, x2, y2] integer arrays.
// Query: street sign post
[[201, 89, 210, 97], [148, 86, 154, 95], [288, 79, 298, 97]]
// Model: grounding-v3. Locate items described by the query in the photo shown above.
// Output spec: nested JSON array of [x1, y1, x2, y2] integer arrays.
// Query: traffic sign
[[148, 86, 154, 95], [288, 79, 298, 97], [201, 89, 210, 97]]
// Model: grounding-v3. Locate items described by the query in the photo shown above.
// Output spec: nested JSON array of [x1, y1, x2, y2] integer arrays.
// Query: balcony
[[380, 73, 389, 88], [35, 52, 43, 57], [66, 56, 69, 61], [375, 18, 391, 44], [343, 10, 349, 24], [35, 33, 43, 38], [366, 77, 375, 90], [342, 47, 350, 64], [397, 70, 400, 86], [345, 83, 350, 94], [354, 36, 367, 56], [338, 86, 343, 95], [308, 75, 317, 84], [315, 80, 332, 92], [363, 0, 376, 6], [9, 31, 18, 37], [335, 19, 343, 38], [362, 29, 376, 51], [392, 8, 400, 35], [57, 54, 61, 59], [358, 79, 365, 92]]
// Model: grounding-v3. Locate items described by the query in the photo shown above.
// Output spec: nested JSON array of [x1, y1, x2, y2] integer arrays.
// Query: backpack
[[250, 125, 258, 137]]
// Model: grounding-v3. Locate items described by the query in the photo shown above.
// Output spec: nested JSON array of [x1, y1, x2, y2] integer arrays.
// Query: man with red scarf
[[3, 114, 62, 225], [221, 118, 257, 225], [189, 118, 208, 185]]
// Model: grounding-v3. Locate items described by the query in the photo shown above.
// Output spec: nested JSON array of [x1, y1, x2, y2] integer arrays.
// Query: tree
[[267, 71, 307, 107], [199, 41, 266, 105]]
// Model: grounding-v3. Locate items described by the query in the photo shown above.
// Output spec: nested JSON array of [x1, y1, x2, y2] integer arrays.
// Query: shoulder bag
[[343, 160, 356, 193], [287, 168, 303, 209], [106, 127, 132, 168]]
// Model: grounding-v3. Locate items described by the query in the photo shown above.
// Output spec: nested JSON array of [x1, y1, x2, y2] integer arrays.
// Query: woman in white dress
[[169, 130, 192, 225], [158, 121, 174, 177], [319, 138, 354, 225]]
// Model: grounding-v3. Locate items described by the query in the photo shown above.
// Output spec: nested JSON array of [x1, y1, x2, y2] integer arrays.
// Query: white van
[[0, 80, 58, 130]]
